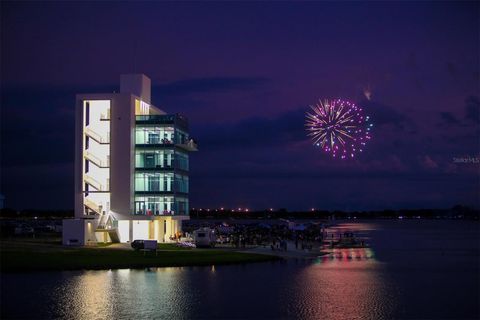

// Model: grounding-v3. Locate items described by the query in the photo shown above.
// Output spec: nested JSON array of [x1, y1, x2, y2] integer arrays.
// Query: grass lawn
[[0, 240, 279, 272], [157, 243, 192, 250]]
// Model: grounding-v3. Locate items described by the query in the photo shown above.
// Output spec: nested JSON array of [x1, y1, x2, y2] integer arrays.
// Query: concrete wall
[[120, 74, 151, 103], [109, 94, 135, 220], [62, 219, 97, 246], [74, 98, 84, 218]]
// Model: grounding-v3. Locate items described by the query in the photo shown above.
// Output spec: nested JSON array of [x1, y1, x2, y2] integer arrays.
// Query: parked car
[[131, 240, 144, 250], [131, 239, 158, 251]]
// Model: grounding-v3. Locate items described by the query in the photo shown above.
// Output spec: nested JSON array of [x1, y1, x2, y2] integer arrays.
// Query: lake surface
[[1, 220, 479, 319]]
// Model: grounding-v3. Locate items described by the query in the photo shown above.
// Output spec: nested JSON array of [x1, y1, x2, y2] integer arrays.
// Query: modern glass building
[[63, 74, 197, 245], [134, 114, 196, 217]]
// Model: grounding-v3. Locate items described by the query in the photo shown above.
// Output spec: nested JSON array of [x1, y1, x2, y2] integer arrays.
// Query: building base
[[63, 215, 189, 246]]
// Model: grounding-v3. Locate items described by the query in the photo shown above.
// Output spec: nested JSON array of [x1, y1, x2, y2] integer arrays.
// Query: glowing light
[[135, 99, 150, 115], [118, 220, 130, 242], [132, 220, 150, 240], [305, 99, 372, 159]]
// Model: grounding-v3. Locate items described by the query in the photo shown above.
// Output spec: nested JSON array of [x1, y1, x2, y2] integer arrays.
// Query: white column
[[165, 218, 172, 242], [129, 220, 133, 243], [159, 219, 165, 242]]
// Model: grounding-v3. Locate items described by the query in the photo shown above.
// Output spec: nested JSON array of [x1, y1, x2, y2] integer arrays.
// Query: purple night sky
[[1, 2, 479, 211]]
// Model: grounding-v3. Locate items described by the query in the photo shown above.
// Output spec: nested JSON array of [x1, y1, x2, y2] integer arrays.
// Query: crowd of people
[[183, 220, 332, 251]]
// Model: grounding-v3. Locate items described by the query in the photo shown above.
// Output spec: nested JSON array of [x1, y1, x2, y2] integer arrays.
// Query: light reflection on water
[[284, 248, 394, 320], [50, 268, 197, 320], [1, 220, 478, 319]]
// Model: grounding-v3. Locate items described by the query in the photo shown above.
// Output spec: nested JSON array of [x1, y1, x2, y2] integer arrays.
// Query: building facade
[[63, 74, 197, 245]]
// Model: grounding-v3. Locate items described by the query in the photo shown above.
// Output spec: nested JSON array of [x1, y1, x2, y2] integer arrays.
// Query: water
[[1, 220, 479, 319]]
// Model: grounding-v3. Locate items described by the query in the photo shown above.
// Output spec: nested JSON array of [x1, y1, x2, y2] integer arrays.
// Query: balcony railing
[[85, 127, 110, 144], [84, 151, 110, 168], [176, 139, 198, 152], [84, 175, 109, 191], [136, 114, 189, 129], [84, 198, 103, 214], [135, 209, 177, 216]]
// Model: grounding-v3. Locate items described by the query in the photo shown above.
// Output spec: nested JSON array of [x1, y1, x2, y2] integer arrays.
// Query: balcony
[[176, 139, 198, 152], [134, 209, 177, 216], [135, 164, 175, 172], [136, 114, 188, 130]]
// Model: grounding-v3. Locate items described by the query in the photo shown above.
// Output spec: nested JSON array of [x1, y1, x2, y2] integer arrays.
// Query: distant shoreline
[[1, 205, 479, 220]]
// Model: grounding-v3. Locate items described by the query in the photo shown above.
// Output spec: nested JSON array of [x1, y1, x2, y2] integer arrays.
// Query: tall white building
[[63, 74, 197, 245]]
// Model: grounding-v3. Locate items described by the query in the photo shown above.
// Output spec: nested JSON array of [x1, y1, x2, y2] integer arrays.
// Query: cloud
[[156, 77, 269, 96], [360, 100, 414, 130], [437, 96, 480, 128], [439, 112, 460, 125], [421, 155, 439, 170], [196, 107, 306, 150]]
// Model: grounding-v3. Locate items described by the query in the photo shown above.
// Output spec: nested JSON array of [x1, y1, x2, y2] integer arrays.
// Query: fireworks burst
[[305, 99, 372, 159]]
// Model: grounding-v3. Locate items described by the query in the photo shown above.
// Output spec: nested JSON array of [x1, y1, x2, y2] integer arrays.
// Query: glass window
[[135, 196, 175, 215], [175, 151, 189, 171], [144, 153, 156, 168], [175, 174, 189, 193], [175, 197, 189, 215], [135, 126, 175, 144], [135, 150, 175, 169], [176, 129, 189, 145], [135, 173, 174, 192]]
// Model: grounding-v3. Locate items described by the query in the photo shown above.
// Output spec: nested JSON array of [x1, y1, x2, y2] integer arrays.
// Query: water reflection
[[278, 222, 396, 320], [54, 271, 115, 319], [318, 248, 376, 262], [286, 248, 394, 320], [51, 267, 194, 320], [2, 221, 478, 319]]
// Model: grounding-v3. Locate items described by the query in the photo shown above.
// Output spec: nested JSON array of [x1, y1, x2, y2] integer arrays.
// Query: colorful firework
[[305, 99, 372, 159]]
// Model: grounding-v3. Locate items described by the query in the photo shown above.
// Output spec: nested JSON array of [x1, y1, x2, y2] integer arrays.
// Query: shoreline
[[0, 240, 281, 273]]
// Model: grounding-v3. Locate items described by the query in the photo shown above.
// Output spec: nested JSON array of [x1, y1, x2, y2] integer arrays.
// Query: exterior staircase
[[107, 230, 120, 243], [84, 198, 103, 214], [85, 127, 110, 144], [84, 151, 109, 168], [95, 213, 119, 243], [84, 175, 108, 191]]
